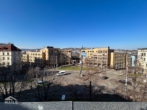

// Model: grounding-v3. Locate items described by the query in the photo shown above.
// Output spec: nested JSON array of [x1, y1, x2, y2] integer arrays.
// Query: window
[[3, 57, 5, 60], [142, 53, 143, 56], [144, 58, 146, 61], [3, 62, 5, 65], [7, 57, 9, 60], [3, 52, 4, 55], [7, 52, 9, 55], [7, 62, 9, 65], [144, 53, 146, 56]]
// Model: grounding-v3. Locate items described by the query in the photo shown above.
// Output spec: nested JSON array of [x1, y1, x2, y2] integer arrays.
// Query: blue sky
[[0, 0, 147, 49]]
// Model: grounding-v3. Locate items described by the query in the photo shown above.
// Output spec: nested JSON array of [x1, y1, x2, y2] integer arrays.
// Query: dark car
[[102, 76, 109, 80], [118, 80, 132, 85]]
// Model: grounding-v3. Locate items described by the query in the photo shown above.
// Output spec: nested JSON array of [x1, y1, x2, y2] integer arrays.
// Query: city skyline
[[0, 0, 147, 49]]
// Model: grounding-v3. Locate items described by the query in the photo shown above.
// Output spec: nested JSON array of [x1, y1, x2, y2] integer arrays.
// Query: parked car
[[56, 70, 67, 76], [118, 80, 132, 85], [102, 76, 109, 80]]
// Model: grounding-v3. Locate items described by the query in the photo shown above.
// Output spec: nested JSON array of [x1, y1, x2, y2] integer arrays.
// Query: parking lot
[[44, 68, 127, 91]]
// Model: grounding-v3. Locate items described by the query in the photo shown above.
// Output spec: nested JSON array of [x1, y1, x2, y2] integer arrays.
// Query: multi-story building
[[126, 54, 132, 66], [138, 48, 147, 69], [0, 44, 22, 72], [26, 50, 45, 67], [110, 52, 127, 69], [21, 46, 70, 68], [40, 46, 61, 67], [81, 47, 113, 68], [61, 49, 72, 64], [21, 52, 29, 66]]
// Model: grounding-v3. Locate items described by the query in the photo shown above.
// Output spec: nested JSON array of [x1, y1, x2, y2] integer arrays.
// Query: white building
[[0, 44, 22, 72], [138, 48, 147, 69]]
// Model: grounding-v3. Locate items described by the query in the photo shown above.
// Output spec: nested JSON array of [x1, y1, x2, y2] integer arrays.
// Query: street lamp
[[125, 61, 128, 100]]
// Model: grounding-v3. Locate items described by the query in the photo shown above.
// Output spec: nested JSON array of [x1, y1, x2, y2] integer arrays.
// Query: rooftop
[[138, 48, 147, 50], [0, 44, 21, 51]]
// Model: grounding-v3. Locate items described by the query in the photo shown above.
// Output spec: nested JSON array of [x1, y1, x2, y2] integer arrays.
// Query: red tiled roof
[[0, 44, 21, 51]]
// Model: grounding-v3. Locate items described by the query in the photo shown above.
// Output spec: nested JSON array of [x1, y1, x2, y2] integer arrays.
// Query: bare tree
[[0, 68, 27, 101]]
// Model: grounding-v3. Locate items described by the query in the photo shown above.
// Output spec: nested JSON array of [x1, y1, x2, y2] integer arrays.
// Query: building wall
[[110, 52, 126, 69], [110, 52, 114, 68], [131, 55, 136, 67], [81, 47, 111, 67], [126, 54, 131, 66], [21, 54, 29, 66], [0, 51, 22, 71], [40, 47, 62, 66], [61, 49, 72, 64], [138, 49, 147, 69], [25, 51, 45, 67]]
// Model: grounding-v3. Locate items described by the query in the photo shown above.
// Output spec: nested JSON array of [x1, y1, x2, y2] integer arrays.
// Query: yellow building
[[110, 52, 127, 69], [22, 46, 73, 67], [21, 53, 29, 65], [81, 47, 113, 68], [40, 46, 60, 67], [25, 51, 45, 67], [126, 54, 132, 66]]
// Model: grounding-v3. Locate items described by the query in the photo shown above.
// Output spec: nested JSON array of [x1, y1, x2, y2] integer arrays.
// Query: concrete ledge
[[73, 102, 147, 110], [0, 102, 72, 110], [0, 102, 147, 110]]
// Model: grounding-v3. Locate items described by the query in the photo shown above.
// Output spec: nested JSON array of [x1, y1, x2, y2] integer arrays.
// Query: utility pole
[[125, 60, 128, 100], [56, 55, 57, 69], [80, 55, 83, 77]]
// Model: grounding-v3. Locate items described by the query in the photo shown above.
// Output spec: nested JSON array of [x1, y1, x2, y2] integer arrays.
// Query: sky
[[0, 0, 147, 49]]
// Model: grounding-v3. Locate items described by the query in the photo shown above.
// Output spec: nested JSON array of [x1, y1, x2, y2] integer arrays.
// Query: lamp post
[[125, 61, 128, 100], [80, 55, 83, 77]]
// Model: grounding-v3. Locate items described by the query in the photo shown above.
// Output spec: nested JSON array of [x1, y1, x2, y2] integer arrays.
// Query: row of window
[[0, 62, 10, 65], [0, 57, 10, 60], [0, 57, 20, 60], [141, 53, 146, 56], [0, 52, 20, 55], [30, 54, 41, 56]]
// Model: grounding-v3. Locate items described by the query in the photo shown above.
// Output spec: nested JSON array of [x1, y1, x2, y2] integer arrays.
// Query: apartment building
[[126, 54, 132, 66], [0, 44, 22, 72], [21, 52, 29, 66], [61, 49, 72, 64], [138, 48, 147, 69], [81, 47, 113, 68], [21, 46, 70, 68], [26, 51, 45, 67], [40, 46, 61, 67], [110, 52, 127, 69]]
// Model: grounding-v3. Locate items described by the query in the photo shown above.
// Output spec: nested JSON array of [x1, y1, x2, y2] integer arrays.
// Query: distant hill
[[21, 49, 41, 51]]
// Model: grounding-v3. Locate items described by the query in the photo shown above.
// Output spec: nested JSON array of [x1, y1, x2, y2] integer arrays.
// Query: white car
[[56, 70, 67, 76]]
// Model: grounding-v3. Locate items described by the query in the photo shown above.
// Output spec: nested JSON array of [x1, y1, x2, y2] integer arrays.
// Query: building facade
[[26, 51, 45, 67], [81, 47, 113, 68], [21, 46, 72, 68], [110, 52, 127, 69], [61, 49, 72, 64], [138, 48, 147, 69], [21, 52, 29, 66], [40, 46, 61, 67], [0, 44, 22, 72]]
